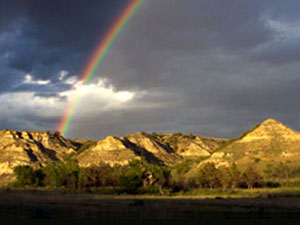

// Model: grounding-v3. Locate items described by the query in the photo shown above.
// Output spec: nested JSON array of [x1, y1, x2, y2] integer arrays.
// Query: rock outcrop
[[2, 118, 300, 184], [76, 132, 182, 167], [197, 118, 300, 169], [156, 133, 226, 158], [0, 130, 78, 183], [75, 132, 226, 168], [76, 136, 141, 167], [0, 129, 225, 182], [121, 132, 182, 165]]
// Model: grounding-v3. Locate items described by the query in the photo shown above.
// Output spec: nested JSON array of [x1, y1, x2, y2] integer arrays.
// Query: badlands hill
[[0, 130, 225, 183], [0, 130, 78, 183], [1, 118, 300, 183], [197, 118, 300, 169], [75, 132, 225, 167]]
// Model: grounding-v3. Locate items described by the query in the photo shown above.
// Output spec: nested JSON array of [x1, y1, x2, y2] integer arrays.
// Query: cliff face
[[0, 130, 78, 183], [156, 134, 227, 157], [75, 132, 225, 168], [76, 133, 180, 167], [121, 132, 181, 166], [197, 119, 300, 169], [0, 129, 224, 183], [2, 118, 300, 184], [76, 136, 142, 167], [4, 118, 300, 183]]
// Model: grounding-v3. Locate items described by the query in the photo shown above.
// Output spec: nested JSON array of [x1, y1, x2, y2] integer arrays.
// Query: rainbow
[[57, 0, 144, 137]]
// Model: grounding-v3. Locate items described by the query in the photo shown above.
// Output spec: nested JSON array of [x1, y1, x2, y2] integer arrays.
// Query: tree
[[274, 162, 292, 180], [13, 166, 45, 187], [264, 163, 275, 179], [264, 162, 293, 180], [64, 159, 80, 189], [14, 165, 36, 186], [54, 131, 61, 137], [170, 159, 195, 192], [43, 159, 80, 189], [220, 163, 241, 189], [119, 160, 144, 193], [242, 166, 263, 188], [196, 163, 221, 188]]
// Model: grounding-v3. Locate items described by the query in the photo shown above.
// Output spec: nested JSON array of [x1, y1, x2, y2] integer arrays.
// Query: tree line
[[13, 159, 300, 194]]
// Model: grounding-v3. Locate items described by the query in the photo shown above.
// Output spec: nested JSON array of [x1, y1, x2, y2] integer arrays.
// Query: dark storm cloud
[[100, 0, 300, 91], [250, 38, 300, 64], [0, 1, 26, 32], [0, 0, 299, 138], [0, 0, 130, 91]]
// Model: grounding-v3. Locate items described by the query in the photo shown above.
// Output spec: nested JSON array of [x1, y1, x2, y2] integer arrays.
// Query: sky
[[0, 0, 299, 140]]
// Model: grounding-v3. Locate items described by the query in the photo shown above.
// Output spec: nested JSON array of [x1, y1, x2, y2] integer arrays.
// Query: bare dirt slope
[[0, 130, 78, 183], [197, 118, 300, 169], [75, 132, 226, 167]]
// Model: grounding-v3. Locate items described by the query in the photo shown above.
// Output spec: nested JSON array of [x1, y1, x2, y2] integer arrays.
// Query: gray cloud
[[0, 0, 299, 139], [0, 0, 130, 90]]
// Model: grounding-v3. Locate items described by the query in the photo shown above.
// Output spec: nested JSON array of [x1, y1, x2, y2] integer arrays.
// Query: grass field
[[1, 188, 300, 220]]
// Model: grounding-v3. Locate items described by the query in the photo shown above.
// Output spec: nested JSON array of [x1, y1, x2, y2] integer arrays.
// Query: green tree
[[264, 162, 293, 180], [119, 161, 144, 193], [274, 162, 292, 180], [242, 166, 263, 188], [13, 166, 45, 187], [220, 163, 241, 189], [196, 163, 221, 188], [170, 159, 194, 192], [14, 165, 36, 186], [43, 159, 80, 189], [118, 160, 171, 194]]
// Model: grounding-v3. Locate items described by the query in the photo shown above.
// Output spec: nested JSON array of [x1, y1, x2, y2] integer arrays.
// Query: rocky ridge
[[0, 129, 225, 183], [3, 118, 299, 184], [0, 130, 78, 183], [196, 118, 300, 169], [76, 136, 142, 167], [75, 132, 223, 167]]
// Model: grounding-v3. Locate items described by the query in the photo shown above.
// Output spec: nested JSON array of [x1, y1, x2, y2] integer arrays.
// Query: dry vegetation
[[1, 189, 300, 219]]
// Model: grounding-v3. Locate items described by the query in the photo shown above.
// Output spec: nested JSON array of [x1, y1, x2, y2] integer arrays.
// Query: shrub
[[118, 160, 171, 194], [43, 159, 80, 189], [54, 131, 61, 137], [264, 162, 295, 179], [241, 165, 264, 188], [13, 166, 44, 187], [118, 160, 147, 193], [219, 163, 242, 189], [196, 163, 222, 188]]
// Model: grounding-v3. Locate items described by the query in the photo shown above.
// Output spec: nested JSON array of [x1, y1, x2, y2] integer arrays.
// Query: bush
[[119, 161, 144, 194], [264, 162, 295, 180], [118, 160, 171, 194], [78, 164, 124, 190], [219, 163, 242, 189], [13, 166, 44, 187], [54, 131, 61, 137], [43, 159, 80, 189], [170, 159, 195, 192], [196, 163, 222, 188], [241, 166, 264, 188]]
